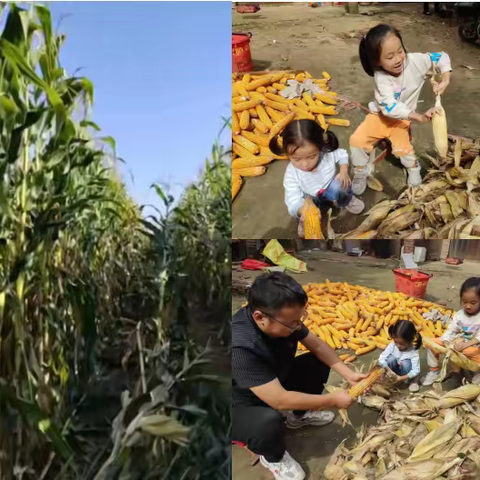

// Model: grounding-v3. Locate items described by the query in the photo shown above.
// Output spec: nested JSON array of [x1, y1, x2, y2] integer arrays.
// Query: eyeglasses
[[260, 310, 307, 332]]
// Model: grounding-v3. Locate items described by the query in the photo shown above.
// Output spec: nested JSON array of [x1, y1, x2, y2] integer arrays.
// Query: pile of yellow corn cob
[[297, 280, 454, 360], [231, 70, 350, 201]]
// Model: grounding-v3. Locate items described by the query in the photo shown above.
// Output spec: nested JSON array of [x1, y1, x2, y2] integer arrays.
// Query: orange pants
[[349, 113, 414, 156], [426, 338, 480, 371]]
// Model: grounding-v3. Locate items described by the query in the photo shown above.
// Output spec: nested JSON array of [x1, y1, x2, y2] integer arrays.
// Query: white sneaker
[[259, 451, 306, 480], [345, 195, 365, 215], [285, 410, 335, 429], [409, 382, 420, 392], [407, 167, 423, 187], [472, 373, 480, 385], [421, 371, 440, 386]]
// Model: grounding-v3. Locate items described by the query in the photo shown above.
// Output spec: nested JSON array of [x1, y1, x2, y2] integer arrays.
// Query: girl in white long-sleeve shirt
[[349, 24, 452, 195], [378, 320, 421, 392], [422, 277, 480, 386], [270, 119, 365, 237]]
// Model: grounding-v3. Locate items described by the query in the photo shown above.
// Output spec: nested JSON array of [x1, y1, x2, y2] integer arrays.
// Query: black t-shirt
[[232, 306, 310, 407]]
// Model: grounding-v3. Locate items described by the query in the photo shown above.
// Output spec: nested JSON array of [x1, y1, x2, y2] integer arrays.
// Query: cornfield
[[0, 4, 230, 479]]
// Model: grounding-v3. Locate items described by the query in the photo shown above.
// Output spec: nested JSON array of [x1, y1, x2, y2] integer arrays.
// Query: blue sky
[[49, 2, 231, 212]]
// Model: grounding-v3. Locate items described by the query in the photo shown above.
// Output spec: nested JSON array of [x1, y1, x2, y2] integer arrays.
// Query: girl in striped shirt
[[269, 119, 365, 238]]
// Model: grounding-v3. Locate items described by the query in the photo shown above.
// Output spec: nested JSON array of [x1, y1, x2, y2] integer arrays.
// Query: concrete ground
[[232, 252, 479, 480], [232, 3, 480, 239]]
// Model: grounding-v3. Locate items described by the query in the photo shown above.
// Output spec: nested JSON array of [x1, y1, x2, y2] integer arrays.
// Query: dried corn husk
[[360, 395, 387, 410], [408, 421, 459, 461], [437, 385, 480, 409], [367, 176, 384, 191]]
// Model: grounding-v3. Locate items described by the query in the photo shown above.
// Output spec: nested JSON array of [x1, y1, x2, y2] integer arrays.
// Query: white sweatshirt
[[441, 309, 480, 343], [378, 342, 420, 379], [369, 52, 452, 120], [283, 149, 349, 217]]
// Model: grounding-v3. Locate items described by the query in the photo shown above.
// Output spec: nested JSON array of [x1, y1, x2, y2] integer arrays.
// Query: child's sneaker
[[421, 370, 440, 386], [407, 166, 423, 187], [351, 166, 369, 195], [409, 381, 420, 392], [345, 196, 365, 215], [259, 451, 305, 480], [285, 410, 335, 429]]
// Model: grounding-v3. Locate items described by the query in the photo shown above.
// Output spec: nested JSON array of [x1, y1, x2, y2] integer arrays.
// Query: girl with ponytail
[[270, 119, 364, 238], [378, 319, 421, 392], [350, 24, 452, 195]]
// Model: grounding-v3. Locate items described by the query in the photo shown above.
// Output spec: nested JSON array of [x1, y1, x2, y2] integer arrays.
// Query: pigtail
[[388, 323, 396, 340], [268, 134, 285, 156], [323, 129, 339, 152], [414, 332, 422, 350]]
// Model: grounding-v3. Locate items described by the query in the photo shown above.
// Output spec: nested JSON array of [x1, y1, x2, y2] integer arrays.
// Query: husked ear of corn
[[239, 110, 250, 130], [233, 135, 260, 154], [233, 99, 261, 112], [437, 384, 480, 408], [302, 197, 324, 239], [232, 113, 241, 135], [232, 173, 242, 200], [348, 368, 384, 397], [432, 95, 448, 158], [232, 166, 266, 177], [327, 118, 350, 127], [232, 156, 272, 169], [315, 94, 337, 105]]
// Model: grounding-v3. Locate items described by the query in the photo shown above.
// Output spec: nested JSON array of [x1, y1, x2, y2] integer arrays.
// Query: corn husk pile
[[342, 134, 480, 239], [231, 70, 350, 201], [324, 382, 480, 480], [297, 281, 454, 359]]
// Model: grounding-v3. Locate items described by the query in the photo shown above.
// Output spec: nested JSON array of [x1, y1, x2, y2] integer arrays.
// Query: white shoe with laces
[[285, 410, 335, 429], [259, 451, 305, 480], [407, 166, 423, 187], [421, 370, 440, 386]]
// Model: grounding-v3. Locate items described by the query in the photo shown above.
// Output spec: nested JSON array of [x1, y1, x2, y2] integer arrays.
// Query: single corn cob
[[256, 86, 267, 94], [232, 96, 244, 104], [249, 108, 258, 118], [295, 73, 306, 82], [317, 114, 328, 131], [233, 166, 266, 177], [314, 94, 338, 105], [256, 105, 274, 128], [233, 135, 259, 154], [232, 143, 257, 159], [312, 104, 337, 116], [328, 118, 350, 127], [293, 98, 310, 112], [265, 106, 286, 123], [251, 118, 270, 134], [241, 73, 251, 86], [233, 99, 261, 112], [241, 130, 271, 148], [348, 368, 384, 397], [232, 113, 241, 135], [322, 71, 331, 80], [239, 110, 250, 130], [302, 93, 317, 108], [289, 105, 315, 120], [302, 196, 324, 239], [269, 112, 296, 138], [232, 173, 242, 200], [232, 156, 272, 169], [265, 92, 290, 105], [272, 82, 286, 90], [245, 75, 273, 91], [266, 86, 277, 94], [235, 82, 250, 98], [263, 99, 290, 112], [432, 95, 448, 158], [250, 91, 267, 101]]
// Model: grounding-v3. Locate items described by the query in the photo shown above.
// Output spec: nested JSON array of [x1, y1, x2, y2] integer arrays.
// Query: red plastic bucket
[[232, 33, 253, 73], [393, 269, 432, 299]]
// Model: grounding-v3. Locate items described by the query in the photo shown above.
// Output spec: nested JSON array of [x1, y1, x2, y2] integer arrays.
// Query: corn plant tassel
[[432, 95, 448, 158]]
